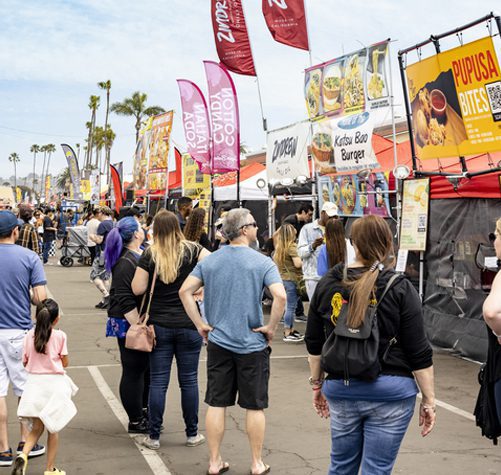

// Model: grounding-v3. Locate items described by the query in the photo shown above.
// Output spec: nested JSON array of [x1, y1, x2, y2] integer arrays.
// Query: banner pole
[[237, 169, 241, 207]]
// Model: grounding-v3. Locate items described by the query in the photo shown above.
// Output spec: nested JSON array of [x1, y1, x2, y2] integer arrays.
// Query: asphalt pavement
[[4, 256, 501, 474]]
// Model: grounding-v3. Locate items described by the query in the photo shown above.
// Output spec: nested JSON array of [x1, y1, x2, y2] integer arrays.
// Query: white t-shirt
[[85, 218, 100, 247]]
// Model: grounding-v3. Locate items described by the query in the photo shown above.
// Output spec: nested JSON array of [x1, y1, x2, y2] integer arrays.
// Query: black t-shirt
[[283, 214, 303, 236], [43, 216, 56, 240], [138, 245, 202, 329], [108, 250, 143, 318]]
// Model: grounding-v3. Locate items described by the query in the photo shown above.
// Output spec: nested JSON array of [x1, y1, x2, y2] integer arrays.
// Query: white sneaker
[[139, 436, 160, 450], [186, 433, 206, 447]]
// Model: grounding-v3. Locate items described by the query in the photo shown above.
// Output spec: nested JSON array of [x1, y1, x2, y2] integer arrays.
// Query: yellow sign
[[80, 179, 91, 201], [406, 36, 501, 159], [16, 186, 21, 203], [147, 111, 174, 191], [182, 153, 211, 209], [400, 178, 430, 251]]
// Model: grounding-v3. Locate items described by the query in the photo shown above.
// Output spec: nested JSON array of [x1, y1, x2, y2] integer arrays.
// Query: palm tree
[[85, 95, 100, 170], [30, 144, 40, 193], [56, 167, 71, 195], [8, 153, 20, 191], [75, 143, 81, 160], [39, 145, 48, 197], [98, 80, 112, 184], [92, 126, 106, 173], [111, 91, 165, 143]]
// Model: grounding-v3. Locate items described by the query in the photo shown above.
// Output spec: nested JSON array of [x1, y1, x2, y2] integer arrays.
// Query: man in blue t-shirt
[[180, 208, 286, 475], [89, 206, 114, 309], [0, 211, 47, 464]]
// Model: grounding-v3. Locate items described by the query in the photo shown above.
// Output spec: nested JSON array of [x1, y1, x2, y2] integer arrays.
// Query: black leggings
[[117, 337, 150, 422]]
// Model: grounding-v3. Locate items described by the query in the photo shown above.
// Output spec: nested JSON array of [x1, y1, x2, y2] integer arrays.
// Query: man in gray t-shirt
[[180, 208, 286, 475]]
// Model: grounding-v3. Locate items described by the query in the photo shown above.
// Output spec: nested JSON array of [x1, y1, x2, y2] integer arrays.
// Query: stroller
[[59, 226, 91, 267]]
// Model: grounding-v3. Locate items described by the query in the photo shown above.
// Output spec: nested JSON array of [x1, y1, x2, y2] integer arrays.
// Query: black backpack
[[321, 273, 400, 384], [474, 363, 501, 445]]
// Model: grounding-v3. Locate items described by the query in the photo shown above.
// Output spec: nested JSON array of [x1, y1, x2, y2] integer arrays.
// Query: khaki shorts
[[0, 330, 28, 397]]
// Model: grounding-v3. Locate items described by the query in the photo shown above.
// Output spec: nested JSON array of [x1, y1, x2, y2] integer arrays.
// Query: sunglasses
[[240, 221, 258, 229], [489, 232, 497, 242]]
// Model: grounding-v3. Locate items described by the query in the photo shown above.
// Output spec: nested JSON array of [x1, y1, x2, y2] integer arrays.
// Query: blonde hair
[[273, 224, 297, 268], [496, 218, 501, 236], [150, 210, 197, 283]]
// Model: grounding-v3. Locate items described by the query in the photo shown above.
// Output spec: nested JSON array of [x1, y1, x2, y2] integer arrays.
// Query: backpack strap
[[375, 273, 401, 310]]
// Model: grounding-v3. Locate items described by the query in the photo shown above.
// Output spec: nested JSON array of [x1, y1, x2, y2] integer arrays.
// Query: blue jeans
[[148, 326, 203, 440], [325, 396, 416, 475], [283, 280, 298, 329], [42, 239, 53, 263]]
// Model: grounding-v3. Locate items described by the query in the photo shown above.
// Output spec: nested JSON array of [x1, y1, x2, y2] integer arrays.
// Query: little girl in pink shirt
[[12, 299, 77, 475]]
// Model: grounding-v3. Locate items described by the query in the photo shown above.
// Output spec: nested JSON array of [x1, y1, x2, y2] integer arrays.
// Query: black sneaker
[[283, 332, 304, 343], [0, 448, 12, 466], [95, 300, 105, 309], [295, 314, 308, 322], [17, 441, 45, 458], [128, 418, 149, 434]]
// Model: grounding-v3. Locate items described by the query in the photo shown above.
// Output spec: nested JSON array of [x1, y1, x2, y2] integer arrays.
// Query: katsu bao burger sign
[[405, 36, 501, 159]]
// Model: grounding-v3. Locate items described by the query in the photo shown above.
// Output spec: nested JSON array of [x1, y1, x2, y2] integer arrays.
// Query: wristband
[[419, 402, 436, 413], [308, 376, 324, 387], [312, 386, 322, 391]]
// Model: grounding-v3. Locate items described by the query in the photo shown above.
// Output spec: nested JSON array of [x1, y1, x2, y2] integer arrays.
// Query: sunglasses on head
[[240, 221, 257, 229]]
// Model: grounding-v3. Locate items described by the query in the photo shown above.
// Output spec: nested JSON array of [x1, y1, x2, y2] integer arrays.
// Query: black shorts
[[205, 341, 271, 410]]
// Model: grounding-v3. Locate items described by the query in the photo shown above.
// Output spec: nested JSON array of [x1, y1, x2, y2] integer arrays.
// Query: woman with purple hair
[[104, 217, 150, 434]]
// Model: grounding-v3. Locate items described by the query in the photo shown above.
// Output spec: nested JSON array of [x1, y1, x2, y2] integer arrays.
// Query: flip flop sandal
[[250, 464, 271, 475], [207, 461, 230, 475]]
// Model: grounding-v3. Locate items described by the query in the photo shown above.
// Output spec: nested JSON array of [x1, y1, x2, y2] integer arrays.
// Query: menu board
[[305, 40, 391, 121], [318, 172, 392, 218], [400, 178, 430, 251]]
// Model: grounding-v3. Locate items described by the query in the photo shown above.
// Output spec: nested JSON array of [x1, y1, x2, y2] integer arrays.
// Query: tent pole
[[397, 52, 418, 173], [210, 174, 215, 241], [237, 169, 241, 207], [419, 251, 425, 301]]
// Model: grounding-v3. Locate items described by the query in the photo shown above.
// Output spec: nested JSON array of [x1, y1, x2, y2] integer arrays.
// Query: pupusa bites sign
[[406, 35, 501, 159], [204, 61, 240, 173]]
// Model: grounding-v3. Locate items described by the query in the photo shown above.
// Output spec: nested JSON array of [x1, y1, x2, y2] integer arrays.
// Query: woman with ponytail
[[104, 216, 150, 434], [14, 299, 77, 475], [305, 215, 435, 475]]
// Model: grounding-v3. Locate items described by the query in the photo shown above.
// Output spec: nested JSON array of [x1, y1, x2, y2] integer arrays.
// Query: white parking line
[[87, 365, 172, 475]]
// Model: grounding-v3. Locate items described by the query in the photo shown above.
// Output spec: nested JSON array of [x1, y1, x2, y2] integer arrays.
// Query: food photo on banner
[[147, 111, 173, 192], [318, 172, 391, 218], [304, 40, 391, 122], [266, 121, 310, 185], [132, 118, 153, 191], [311, 112, 379, 174], [399, 178, 430, 251], [405, 35, 501, 159]]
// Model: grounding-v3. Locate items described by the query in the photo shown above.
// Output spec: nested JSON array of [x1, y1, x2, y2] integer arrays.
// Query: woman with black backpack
[[305, 215, 435, 475]]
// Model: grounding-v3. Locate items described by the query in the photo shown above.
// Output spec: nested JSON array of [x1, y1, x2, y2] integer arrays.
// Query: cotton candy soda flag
[[204, 60, 240, 173]]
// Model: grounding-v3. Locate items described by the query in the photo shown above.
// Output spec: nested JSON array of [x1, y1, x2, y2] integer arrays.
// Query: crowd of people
[[9, 196, 501, 474]]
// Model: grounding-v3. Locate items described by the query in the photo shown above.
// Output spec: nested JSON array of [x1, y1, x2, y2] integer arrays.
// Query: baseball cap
[[0, 211, 23, 235], [321, 202, 339, 217]]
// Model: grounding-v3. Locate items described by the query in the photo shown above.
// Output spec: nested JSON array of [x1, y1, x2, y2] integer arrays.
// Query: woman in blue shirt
[[305, 215, 435, 475]]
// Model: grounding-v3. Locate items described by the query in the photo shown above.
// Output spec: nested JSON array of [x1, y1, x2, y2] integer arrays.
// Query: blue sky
[[1, 0, 501, 180]]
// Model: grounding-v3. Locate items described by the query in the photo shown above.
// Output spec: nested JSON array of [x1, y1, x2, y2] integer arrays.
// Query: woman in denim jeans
[[273, 224, 304, 343], [132, 210, 210, 450], [305, 215, 435, 475]]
